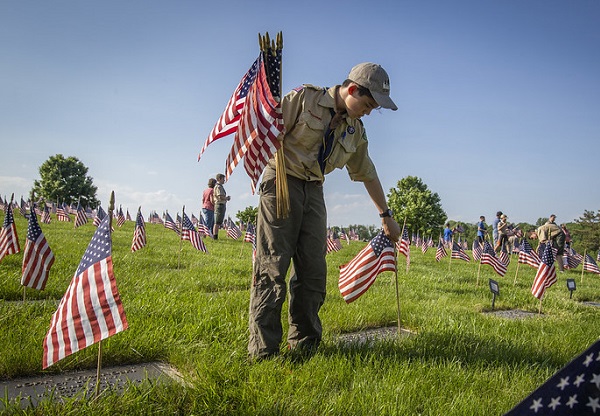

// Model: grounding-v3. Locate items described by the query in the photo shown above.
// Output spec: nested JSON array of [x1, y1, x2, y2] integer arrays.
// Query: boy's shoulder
[[291, 84, 325, 93]]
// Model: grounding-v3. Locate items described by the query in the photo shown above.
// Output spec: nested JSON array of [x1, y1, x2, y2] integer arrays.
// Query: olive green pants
[[248, 168, 327, 358]]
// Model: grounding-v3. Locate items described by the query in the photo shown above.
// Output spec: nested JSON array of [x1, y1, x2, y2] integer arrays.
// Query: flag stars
[[547, 396, 561, 410], [529, 398, 543, 412], [566, 394, 579, 409], [557, 376, 570, 390], [587, 396, 600, 413], [574, 373, 586, 387], [584, 353, 595, 367], [591, 373, 600, 389]]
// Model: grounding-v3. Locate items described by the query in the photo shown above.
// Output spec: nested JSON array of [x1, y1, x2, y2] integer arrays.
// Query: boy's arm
[[363, 177, 401, 242]]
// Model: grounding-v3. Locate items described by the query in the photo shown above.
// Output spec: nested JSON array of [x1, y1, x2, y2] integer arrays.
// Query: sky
[[1, 0, 599, 228]]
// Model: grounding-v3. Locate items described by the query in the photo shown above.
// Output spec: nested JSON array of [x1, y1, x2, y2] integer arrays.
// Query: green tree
[[32, 154, 99, 207], [573, 210, 600, 252], [236, 206, 258, 225], [387, 176, 446, 236]]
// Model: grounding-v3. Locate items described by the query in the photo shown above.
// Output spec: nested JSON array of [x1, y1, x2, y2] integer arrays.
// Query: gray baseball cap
[[348, 62, 398, 111]]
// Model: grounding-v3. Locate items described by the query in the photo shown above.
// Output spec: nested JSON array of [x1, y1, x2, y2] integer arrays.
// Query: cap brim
[[371, 91, 398, 111]]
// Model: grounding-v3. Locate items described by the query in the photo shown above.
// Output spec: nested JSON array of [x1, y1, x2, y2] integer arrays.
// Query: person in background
[[248, 62, 401, 361], [443, 223, 453, 247], [561, 223, 572, 249], [495, 213, 509, 253], [528, 216, 566, 272], [492, 211, 502, 246], [202, 178, 217, 234], [477, 216, 487, 243], [212, 173, 230, 239]]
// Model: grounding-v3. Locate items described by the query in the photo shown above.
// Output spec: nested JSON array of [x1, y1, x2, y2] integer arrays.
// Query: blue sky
[[1, 1, 599, 227]]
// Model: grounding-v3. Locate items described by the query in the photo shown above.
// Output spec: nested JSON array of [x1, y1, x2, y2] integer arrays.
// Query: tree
[[236, 206, 258, 225], [387, 176, 446, 236], [32, 154, 99, 207], [573, 210, 600, 252]]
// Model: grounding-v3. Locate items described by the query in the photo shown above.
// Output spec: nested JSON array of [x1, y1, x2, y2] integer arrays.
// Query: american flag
[[435, 241, 447, 262], [181, 212, 207, 253], [41, 204, 52, 224], [42, 214, 128, 369], [21, 207, 55, 290], [531, 242, 557, 300], [93, 206, 107, 227], [131, 209, 146, 252], [565, 247, 583, 270], [163, 211, 180, 235], [200, 52, 284, 193], [126, 209, 131, 221], [116, 206, 126, 227], [480, 241, 507, 277], [583, 253, 600, 274], [451, 242, 470, 262], [518, 238, 541, 268], [498, 247, 510, 266], [56, 203, 71, 222], [244, 222, 256, 245], [74, 202, 88, 228], [197, 215, 212, 237], [226, 217, 242, 240], [421, 236, 433, 254], [339, 231, 396, 303], [472, 240, 483, 261], [18, 196, 29, 217], [0, 202, 20, 262], [396, 228, 410, 262], [327, 229, 342, 254], [504, 338, 600, 415]]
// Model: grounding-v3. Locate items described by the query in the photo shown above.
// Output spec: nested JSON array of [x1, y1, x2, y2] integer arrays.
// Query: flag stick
[[513, 261, 521, 285], [538, 298, 543, 315], [95, 191, 114, 398], [394, 218, 407, 335], [476, 259, 482, 287], [581, 249, 587, 283], [178, 206, 185, 269], [448, 237, 453, 272]]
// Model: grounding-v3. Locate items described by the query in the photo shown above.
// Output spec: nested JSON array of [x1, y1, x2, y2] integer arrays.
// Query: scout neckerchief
[[317, 86, 345, 174]]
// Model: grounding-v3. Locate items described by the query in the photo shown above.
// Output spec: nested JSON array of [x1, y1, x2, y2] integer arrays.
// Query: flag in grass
[[583, 253, 600, 274], [435, 241, 447, 262], [197, 215, 212, 237], [21, 207, 55, 290], [504, 338, 600, 415], [226, 217, 242, 240], [56, 203, 71, 222], [480, 241, 507, 277], [498, 247, 510, 266], [0, 202, 20, 262], [163, 211, 180, 235], [181, 212, 207, 253], [74, 202, 88, 228], [93, 206, 107, 227], [42, 214, 128, 369], [116, 206, 126, 227], [339, 231, 396, 303], [41, 204, 52, 224], [396, 228, 410, 259], [531, 242, 557, 300], [451, 242, 470, 262], [564, 247, 583, 270], [518, 238, 541, 268], [472, 240, 482, 261], [131, 208, 146, 252]]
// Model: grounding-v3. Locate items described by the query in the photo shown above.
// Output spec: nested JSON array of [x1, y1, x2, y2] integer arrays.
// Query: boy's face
[[344, 88, 380, 119]]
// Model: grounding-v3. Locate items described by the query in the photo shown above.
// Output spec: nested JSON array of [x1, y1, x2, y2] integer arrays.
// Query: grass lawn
[[1, 212, 599, 415]]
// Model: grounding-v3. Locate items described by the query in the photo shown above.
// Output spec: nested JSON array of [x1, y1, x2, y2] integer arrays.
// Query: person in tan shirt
[[527, 214, 566, 272], [248, 63, 402, 361]]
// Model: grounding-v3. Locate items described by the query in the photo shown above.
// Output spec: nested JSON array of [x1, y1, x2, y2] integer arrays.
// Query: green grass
[[1, 213, 599, 415]]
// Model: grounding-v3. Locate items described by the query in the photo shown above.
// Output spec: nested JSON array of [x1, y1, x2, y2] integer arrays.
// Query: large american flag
[[504, 338, 600, 415], [131, 209, 146, 252], [0, 202, 20, 262], [518, 238, 541, 268], [451, 242, 470, 262], [480, 241, 507, 277], [339, 231, 396, 303], [531, 242, 557, 300], [199, 52, 284, 193], [181, 212, 207, 253], [42, 214, 128, 369], [583, 253, 600, 275], [21, 207, 55, 290]]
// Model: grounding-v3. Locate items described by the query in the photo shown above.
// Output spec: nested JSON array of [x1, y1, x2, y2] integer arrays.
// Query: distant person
[[492, 211, 502, 245], [528, 216, 566, 272], [561, 223, 572, 249], [476, 216, 487, 243], [495, 214, 509, 253], [202, 178, 217, 234], [443, 223, 453, 247], [212, 173, 230, 239]]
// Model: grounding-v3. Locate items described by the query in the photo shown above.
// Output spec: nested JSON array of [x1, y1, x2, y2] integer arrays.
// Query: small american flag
[[41, 204, 52, 224], [0, 202, 20, 262], [93, 206, 107, 227], [435, 241, 447, 262], [56, 203, 71, 222], [451, 242, 470, 262], [181, 212, 207, 253], [226, 217, 242, 240], [116, 206, 126, 227], [472, 240, 483, 261], [196, 215, 212, 237], [131, 209, 146, 252], [74, 202, 87, 228], [480, 241, 507, 277], [339, 231, 396, 303], [396, 228, 410, 263], [244, 222, 256, 245], [565, 247, 583, 270], [42, 214, 128, 369], [326, 229, 342, 254], [531, 242, 557, 300], [583, 253, 600, 275], [163, 211, 180, 235], [21, 207, 55, 290], [19, 196, 29, 217], [498, 247, 510, 266], [518, 238, 541, 268], [504, 338, 600, 415]]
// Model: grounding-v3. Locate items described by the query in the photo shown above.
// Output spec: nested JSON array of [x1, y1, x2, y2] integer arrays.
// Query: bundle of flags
[[338, 231, 396, 303]]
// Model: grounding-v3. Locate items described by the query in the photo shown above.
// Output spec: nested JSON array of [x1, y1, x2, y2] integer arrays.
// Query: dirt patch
[[484, 309, 539, 319], [0, 362, 182, 409], [336, 326, 415, 346]]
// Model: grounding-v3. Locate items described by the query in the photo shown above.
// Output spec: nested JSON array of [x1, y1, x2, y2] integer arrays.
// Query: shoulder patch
[[293, 85, 305, 92]]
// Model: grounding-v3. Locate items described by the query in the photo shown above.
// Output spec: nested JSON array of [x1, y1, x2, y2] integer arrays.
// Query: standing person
[[443, 223, 453, 247], [202, 178, 217, 234], [249, 62, 402, 360], [492, 211, 502, 246], [212, 173, 230, 239], [495, 214, 509, 253], [561, 223, 572, 249], [527, 216, 566, 272], [476, 216, 487, 243]]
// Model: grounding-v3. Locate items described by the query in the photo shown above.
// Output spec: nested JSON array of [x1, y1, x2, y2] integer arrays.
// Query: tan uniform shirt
[[268, 84, 377, 183], [213, 183, 227, 204], [536, 223, 562, 243]]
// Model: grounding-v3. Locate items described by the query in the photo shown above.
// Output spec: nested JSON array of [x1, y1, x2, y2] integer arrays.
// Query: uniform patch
[[293, 85, 305, 92], [346, 126, 355, 135]]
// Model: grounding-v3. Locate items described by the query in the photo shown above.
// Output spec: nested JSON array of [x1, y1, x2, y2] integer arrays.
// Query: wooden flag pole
[[95, 191, 114, 398], [476, 258, 482, 287], [513, 261, 521, 285], [178, 206, 185, 269], [581, 249, 587, 283], [448, 236, 453, 272], [394, 220, 406, 335]]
